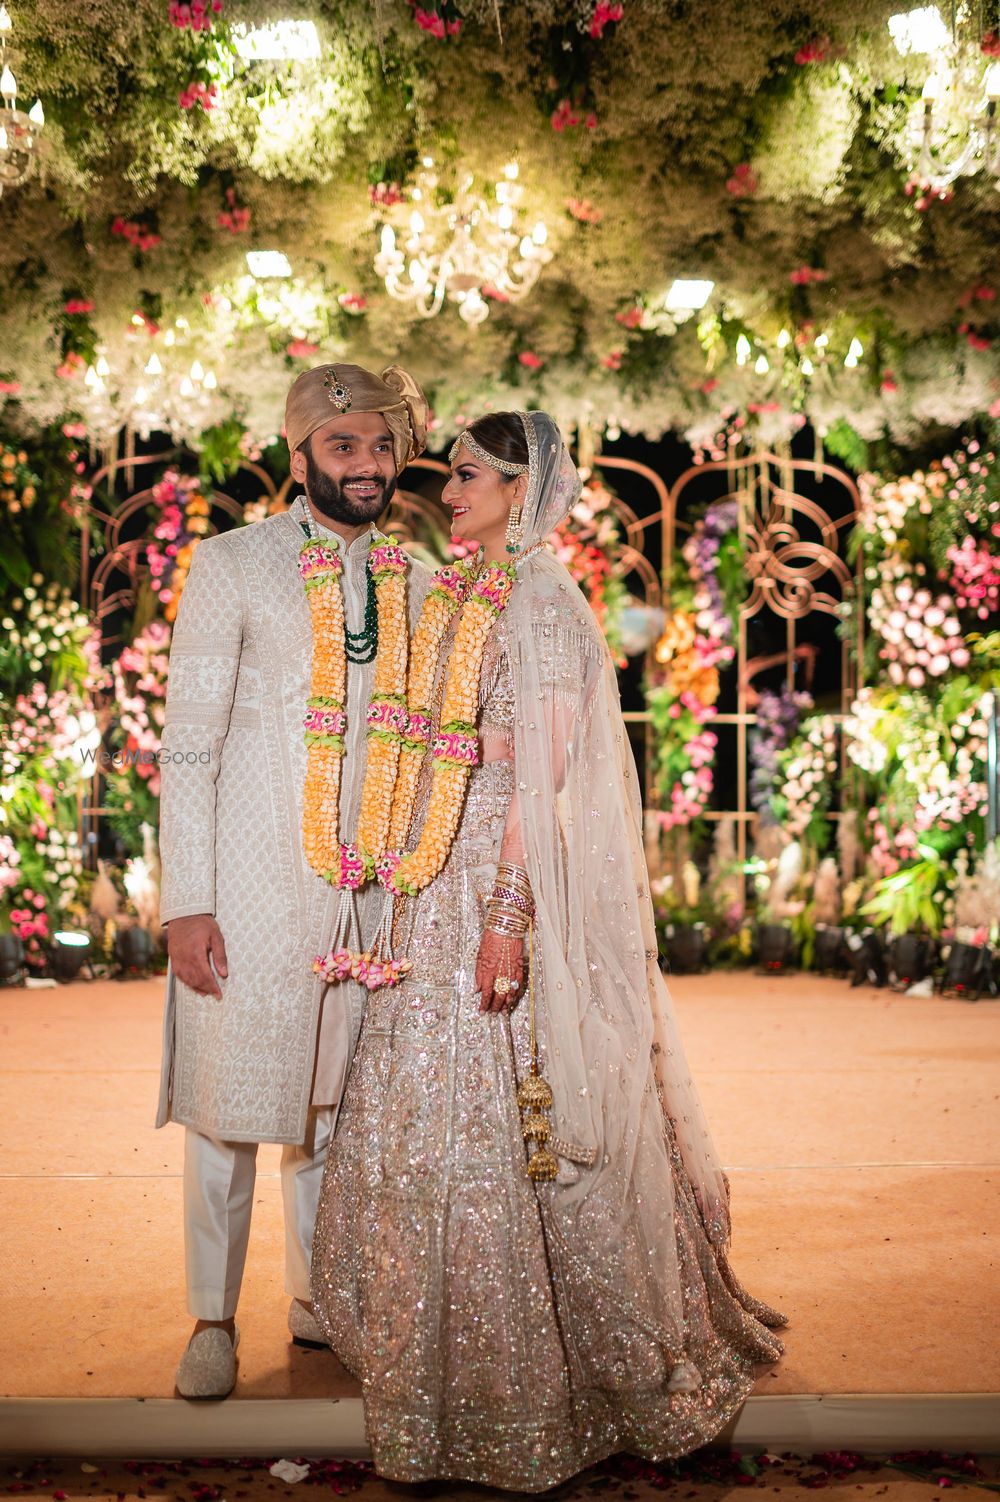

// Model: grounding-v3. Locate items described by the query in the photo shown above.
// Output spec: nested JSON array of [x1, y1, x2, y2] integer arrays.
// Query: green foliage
[[861, 850, 948, 936]]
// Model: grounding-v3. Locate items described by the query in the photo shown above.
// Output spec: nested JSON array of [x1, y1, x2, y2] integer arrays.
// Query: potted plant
[[651, 863, 713, 974], [941, 843, 1000, 1001], [860, 849, 945, 991]]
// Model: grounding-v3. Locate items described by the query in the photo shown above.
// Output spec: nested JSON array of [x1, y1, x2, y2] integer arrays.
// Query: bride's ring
[[494, 976, 511, 995]]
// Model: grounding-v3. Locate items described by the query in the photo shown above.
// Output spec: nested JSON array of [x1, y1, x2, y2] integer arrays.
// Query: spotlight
[[246, 250, 292, 278], [115, 925, 155, 976], [50, 930, 92, 983], [663, 922, 710, 974], [0, 932, 25, 985], [940, 941, 995, 1002], [757, 923, 796, 973], [888, 933, 936, 991], [846, 928, 887, 988]]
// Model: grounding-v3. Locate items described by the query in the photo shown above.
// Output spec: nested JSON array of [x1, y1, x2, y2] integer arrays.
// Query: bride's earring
[[505, 495, 524, 555]]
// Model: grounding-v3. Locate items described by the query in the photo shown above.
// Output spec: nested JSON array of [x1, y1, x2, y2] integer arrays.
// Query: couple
[[155, 360, 785, 1492]]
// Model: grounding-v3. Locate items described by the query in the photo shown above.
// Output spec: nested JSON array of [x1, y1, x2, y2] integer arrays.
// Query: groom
[[155, 362, 430, 1399]]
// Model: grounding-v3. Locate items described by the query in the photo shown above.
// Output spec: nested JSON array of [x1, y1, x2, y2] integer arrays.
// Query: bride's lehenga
[[311, 617, 786, 1493]]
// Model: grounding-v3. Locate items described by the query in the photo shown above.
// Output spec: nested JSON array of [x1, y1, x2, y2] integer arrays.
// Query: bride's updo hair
[[464, 412, 529, 473]]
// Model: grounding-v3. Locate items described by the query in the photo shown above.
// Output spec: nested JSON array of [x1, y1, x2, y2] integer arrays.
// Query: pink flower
[[0, 379, 21, 394], [880, 371, 898, 394], [789, 265, 830, 285], [590, 2, 623, 39], [218, 190, 250, 233], [566, 197, 603, 223], [413, 8, 446, 39], [179, 80, 219, 111], [56, 352, 86, 380], [795, 33, 830, 63], [287, 339, 319, 359], [601, 350, 623, 370], [518, 350, 544, 369], [966, 331, 992, 351], [551, 99, 582, 132], [725, 162, 759, 197], [982, 29, 1000, 57], [615, 306, 645, 329], [369, 181, 404, 208], [337, 292, 368, 313], [64, 299, 95, 315]]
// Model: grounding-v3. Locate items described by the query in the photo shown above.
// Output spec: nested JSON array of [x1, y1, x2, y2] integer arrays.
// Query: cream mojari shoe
[[175, 1323, 240, 1399], [287, 1298, 328, 1348]]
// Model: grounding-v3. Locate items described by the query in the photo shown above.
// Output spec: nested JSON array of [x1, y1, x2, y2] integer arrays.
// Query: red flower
[[982, 29, 1000, 56], [615, 306, 644, 329], [180, 80, 219, 111], [369, 181, 404, 208], [481, 283, 511, 302], [413, 8, 446, 38], [56, 352, 86, 379], [726, 162, 759, 197], [966, 331, 992, 351], [601, 350, 623, 370], [64, 298, 95, 314], [0, 379, 22, 393], [789, 265, 830, 285], [590, 2, 623, 39], [795, 33, 830, 63], [287, 339, 320, 359], [518, 351, 544, 369], [880, 371, 898, 394], [338, 292, 368, 313], [700, 377, 720, 394]]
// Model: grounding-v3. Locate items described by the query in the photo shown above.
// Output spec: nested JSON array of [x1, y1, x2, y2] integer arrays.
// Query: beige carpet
[[0, 971, 997, 1399]]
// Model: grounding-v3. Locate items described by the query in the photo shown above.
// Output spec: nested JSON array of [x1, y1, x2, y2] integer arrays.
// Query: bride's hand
[[474, 930, 525, 1014]]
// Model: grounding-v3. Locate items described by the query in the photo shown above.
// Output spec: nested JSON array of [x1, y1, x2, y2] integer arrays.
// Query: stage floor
[[1, 968, 998, 1445]]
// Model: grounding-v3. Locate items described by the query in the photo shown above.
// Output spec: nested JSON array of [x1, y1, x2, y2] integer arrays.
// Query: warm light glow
[[0, 125, 6, 152], [0, 64, 16, 101], [0, 7, 11, 33], [985, 62, 1000, 100], [922, 71, 944, 101], [190, 360, 204, 382], [847, 337, 864, 360], [888, 5, 949, 55], [815, 333, 830, 349], [754, 353, 770, 374], [144, 354, 162, 376], [204, 370, 218, 389], [497, 204, 514, 230], [27, 98, 43, 126], [776, 328, 791, 348], [664, 278, 715, 312], [532, 221, 548, 246], [504, 161, 519, 180], [735, 333, 752, 365], [231, 19, 321, 60], [95, 356, 110, 377], [801, 356, 815, 376], [409, 210, 425, 235], [380, 225, 396, 255], [246, 250, 292, 278], [179, 377, 194, 397]]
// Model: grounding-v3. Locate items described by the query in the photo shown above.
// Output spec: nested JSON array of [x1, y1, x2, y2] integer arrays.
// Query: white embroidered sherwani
[[154, 499, 430, 1144]]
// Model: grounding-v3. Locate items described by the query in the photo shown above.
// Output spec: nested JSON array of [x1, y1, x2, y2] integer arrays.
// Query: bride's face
[[441, 443, 524, 542]]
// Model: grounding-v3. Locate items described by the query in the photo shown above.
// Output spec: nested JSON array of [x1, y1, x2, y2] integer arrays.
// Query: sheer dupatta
[[504, 412, 733, 1345]]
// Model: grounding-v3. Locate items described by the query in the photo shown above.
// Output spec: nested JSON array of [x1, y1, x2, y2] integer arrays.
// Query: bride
[[310, 410, 786, 1492]]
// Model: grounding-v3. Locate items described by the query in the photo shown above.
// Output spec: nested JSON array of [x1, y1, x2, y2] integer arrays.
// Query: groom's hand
[[167, 914, 229, 999]]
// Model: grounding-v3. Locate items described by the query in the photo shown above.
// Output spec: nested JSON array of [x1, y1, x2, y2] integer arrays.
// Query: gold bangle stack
[[485, 862, 533, 1002]]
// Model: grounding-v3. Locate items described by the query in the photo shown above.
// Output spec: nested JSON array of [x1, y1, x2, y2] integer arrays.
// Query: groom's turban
[[284, 362, 429, 474]]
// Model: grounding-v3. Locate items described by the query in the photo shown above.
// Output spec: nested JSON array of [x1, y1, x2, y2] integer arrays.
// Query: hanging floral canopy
[[0, 0, 998, 461]]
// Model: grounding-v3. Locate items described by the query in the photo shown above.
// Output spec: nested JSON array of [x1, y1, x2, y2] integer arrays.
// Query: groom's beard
[[303, 446, 397, 527]]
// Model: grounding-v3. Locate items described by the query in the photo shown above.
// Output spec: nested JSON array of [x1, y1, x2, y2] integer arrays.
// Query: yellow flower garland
[[299, 531, 410, 890]]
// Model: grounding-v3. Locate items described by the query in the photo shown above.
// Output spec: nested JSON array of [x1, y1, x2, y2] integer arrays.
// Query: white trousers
[[183, 1106, 335, 1320]]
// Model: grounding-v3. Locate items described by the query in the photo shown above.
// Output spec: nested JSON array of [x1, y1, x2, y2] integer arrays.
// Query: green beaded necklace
[[297, 498, 379, 664]]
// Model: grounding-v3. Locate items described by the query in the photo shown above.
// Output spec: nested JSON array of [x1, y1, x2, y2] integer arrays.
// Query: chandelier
[[373, 159, 552, 325], [893, 6, 1000, 190], [79, 318, 223, 442], [0, 4, 44, 200]]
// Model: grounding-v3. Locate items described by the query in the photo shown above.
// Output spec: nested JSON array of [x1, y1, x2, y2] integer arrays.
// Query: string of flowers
[[749, 686, 814, 813], [382, 561, 516, 898], [356, 541, 412, 872], [770, 714, 838, 844]]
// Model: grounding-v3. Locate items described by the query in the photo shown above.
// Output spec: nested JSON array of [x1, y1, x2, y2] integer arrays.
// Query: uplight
[[246, 250, 292, 278], [888, 6, 949, 55], [664, 278, 715, 313], [231, 20, 321, 60]]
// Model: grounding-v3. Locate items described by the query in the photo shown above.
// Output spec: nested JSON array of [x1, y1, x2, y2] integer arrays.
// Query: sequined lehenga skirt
[[310, 760, 786, 1492]]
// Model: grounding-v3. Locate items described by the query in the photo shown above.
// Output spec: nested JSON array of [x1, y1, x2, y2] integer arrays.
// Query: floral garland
[[299, 531, 410, 892], [381, 560, 516, 898]]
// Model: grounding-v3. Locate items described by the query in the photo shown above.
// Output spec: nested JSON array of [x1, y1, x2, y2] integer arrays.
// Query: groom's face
[[291, 413, 398, 526]]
